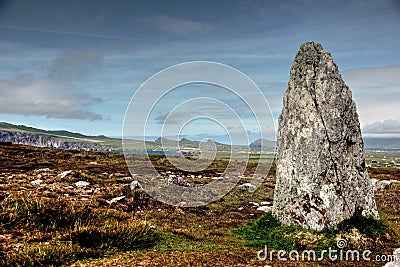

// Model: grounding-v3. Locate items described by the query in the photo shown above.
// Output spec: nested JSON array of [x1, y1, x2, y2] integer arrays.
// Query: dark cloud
[[48, 50, 103, 80], [155, 110, 205, 125], [153, 15, 213, 35]]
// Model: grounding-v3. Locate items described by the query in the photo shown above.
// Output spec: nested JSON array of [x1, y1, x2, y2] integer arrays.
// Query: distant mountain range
[[1, 122, 399, 151], [248, 137, 400, 150], [249, 138, 400, 150], [154, 137, 230, 149], [364, 137, 400, 150], [247, 137, 400, 150]]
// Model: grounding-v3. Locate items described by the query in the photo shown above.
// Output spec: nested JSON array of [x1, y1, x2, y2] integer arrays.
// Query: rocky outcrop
[[272, 42, 378, 230], [0, 130, 111, 151]]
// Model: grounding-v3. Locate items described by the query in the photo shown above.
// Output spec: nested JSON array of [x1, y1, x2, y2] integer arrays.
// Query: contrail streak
[[0, 25, 157, 43]]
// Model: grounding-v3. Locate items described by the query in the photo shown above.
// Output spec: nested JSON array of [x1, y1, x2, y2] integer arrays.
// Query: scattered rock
[[371, 178, 400, 191], [167, 176, 191, 187], [30, 179, 43, 185], [238, 183, 256, 190], [130, 180, 142, 190], [75, 181, 89, 187], [272, 42, 378, 230], [106, 196, 126, 205], [58, 170, 73, 179], [257, 206, 272, 212]]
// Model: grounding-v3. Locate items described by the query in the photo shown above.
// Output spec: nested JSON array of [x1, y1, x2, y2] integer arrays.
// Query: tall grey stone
[[272, 42, 378, 230]]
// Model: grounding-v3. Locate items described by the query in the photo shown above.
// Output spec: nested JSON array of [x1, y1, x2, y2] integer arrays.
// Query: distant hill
[[154, 137, 175, 145], [0, 122, 105, 141], [249, 138, 276, 150], [0, 122, 124, 151]]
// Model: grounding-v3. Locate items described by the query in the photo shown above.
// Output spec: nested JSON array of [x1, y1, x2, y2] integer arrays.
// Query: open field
[[0, 144, 399, 266], [365, 150, 400, 168]]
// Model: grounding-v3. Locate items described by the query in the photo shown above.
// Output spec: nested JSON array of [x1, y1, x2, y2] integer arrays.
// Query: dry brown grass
[[0, 144, 399, 266]]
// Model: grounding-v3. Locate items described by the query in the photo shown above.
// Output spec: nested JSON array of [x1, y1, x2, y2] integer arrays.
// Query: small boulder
[[58, 170, 73, 179], [75, 181, 89, 187], [130, 180, 142, 190]]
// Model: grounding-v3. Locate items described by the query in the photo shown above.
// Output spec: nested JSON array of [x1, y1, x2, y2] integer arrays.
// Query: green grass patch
[[236, 212, 399, 252], [236, 212, 299, 250]]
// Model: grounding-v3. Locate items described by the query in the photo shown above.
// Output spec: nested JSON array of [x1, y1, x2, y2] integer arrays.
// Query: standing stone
[[272, 42, 378, 230]]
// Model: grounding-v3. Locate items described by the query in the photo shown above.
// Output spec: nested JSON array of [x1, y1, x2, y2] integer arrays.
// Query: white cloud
[[0, 50, 103, 120], [362, 118, 400, 137], [0, 78, 102, 120], [342, 65, 400, 93], [153, 15, 213, 35], [342, 65, 400, 127]]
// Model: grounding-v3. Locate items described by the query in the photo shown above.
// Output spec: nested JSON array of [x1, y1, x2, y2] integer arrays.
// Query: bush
[[0, 196, 91, 230], [0, 194, 158, 266], [0, 242, 100, 267], [71, 219, 158, 250]]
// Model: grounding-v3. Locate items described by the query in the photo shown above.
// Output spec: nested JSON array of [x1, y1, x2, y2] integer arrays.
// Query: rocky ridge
[[0, 130, 111, 151]]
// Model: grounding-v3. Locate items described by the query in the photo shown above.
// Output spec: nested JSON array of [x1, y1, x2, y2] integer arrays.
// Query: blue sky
[[0, 0, 399, 144]]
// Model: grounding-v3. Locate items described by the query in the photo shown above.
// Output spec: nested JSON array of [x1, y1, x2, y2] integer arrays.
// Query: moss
[[236, 212, 299, 250]]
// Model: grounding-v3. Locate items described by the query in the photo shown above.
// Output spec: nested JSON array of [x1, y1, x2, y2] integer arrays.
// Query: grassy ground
[[0, 144, 399, 266]]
